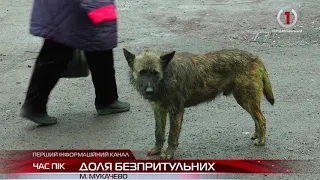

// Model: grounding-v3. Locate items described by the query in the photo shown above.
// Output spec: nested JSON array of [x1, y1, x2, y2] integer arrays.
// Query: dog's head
[[123, 48, 175, 100]]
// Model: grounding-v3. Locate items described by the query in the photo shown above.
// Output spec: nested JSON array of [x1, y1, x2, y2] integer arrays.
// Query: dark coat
[[30, 0, 118, 51]]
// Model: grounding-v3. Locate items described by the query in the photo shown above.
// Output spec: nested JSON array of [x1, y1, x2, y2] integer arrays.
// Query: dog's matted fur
[[123, 48, 275, 159]]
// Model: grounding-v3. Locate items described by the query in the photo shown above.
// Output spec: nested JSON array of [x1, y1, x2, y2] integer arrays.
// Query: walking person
[[20, 0, 130, 126]]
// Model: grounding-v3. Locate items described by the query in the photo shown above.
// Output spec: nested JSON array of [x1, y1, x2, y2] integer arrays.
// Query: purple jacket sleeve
[[80, 0, 117, 24]]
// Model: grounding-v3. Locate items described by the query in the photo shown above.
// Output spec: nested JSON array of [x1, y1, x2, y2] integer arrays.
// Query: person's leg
[[21, 39, 74, 125], [84, 49, 130, 115]]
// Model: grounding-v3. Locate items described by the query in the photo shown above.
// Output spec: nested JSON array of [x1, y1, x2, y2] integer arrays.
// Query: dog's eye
[[139, 70, 148, 75], [139, 70, 159, 76], [150, 70, 159, 75]]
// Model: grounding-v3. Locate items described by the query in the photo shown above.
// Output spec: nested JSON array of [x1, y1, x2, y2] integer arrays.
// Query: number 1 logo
[[277, 9, 298, 28], [284, 11, 291, 24]]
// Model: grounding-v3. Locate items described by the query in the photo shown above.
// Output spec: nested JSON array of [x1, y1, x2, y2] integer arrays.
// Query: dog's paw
[[253, 138, 266, 146], [159, 152, 174, 160], [147, 147, 162, 156], [250, 131, 258, 140]]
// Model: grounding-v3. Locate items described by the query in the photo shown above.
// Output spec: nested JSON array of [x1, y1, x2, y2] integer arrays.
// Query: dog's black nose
[[145, 87, 153, 95]]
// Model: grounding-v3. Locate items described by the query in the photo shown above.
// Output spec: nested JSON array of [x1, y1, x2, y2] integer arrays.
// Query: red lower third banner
[[0, 150, 317, 174]]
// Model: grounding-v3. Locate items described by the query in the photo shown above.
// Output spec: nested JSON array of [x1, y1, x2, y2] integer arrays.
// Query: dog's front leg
[[148, 104, 168, 156], [160, 108, 184, 160]]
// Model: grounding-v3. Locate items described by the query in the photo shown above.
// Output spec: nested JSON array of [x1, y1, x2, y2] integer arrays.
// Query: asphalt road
[[0, 0, 319, 179]]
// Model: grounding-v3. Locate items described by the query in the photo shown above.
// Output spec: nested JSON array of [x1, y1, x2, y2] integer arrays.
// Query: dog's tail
[[262, 66, 275, 105]]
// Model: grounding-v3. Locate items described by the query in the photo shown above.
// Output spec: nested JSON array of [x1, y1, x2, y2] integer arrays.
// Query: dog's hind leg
[[160, 109, 184, 159], [148, 104, 168, 156], [233, 82, 266, 146], [248, 104, 266, 146]]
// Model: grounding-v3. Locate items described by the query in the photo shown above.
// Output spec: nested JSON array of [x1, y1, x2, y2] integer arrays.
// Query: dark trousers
[[22, 39, 119, 113]]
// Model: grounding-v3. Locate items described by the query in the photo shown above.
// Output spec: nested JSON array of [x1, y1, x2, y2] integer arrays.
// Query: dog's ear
[[123, 48, 135, 69], [160, 51, 175, 69]]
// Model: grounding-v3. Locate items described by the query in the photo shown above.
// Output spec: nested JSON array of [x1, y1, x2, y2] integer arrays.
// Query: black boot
[[20, 104, 57, 126], [96, 100, 130, 115]]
